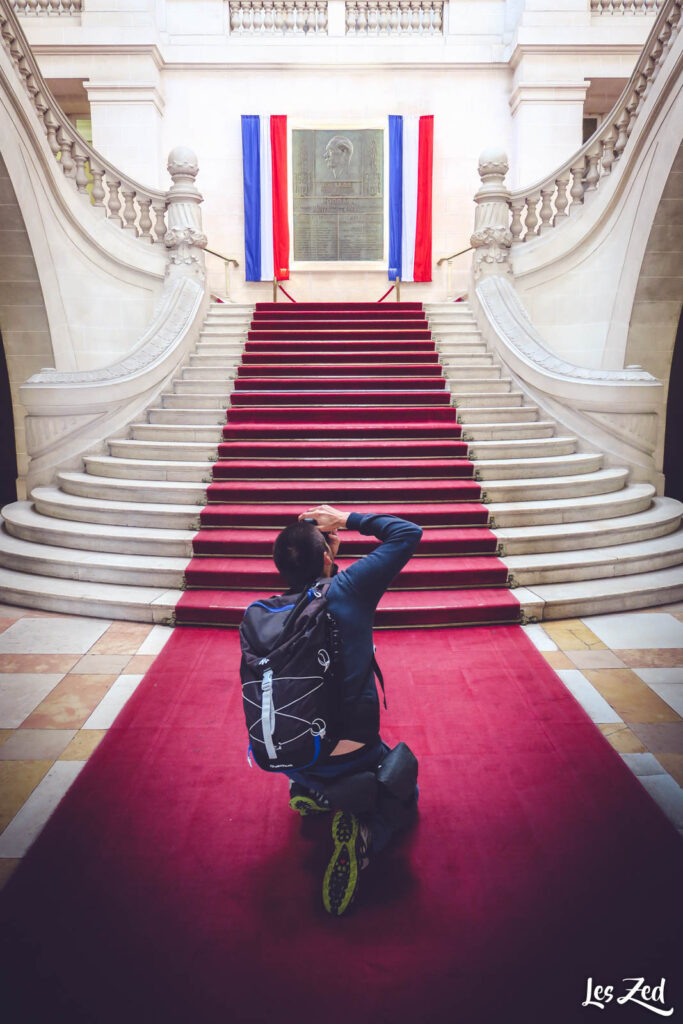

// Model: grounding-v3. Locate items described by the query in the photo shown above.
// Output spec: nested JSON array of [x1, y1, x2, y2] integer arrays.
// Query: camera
[[302, 517, 331, 543]]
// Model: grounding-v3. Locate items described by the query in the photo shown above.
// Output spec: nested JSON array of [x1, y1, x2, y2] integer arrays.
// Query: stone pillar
[[470, 147, 513, 280], [85, 81, 164, 189], [164, 147, 207, 279], [509, 81, 590, 187]]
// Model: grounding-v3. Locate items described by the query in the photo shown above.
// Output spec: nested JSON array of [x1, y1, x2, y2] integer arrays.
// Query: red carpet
[[176, 302, 518, 628], [1, 625, 680, 1024]]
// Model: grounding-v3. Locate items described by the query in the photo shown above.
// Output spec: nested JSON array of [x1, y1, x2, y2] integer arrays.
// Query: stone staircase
[[1, 299, 682, 623]]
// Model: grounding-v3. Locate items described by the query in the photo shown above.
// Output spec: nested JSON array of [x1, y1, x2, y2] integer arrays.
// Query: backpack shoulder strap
[[372, 651, 387, 709]]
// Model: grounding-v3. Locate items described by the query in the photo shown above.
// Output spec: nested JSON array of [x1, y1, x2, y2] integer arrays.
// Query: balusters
[[367, 1, 379, 31], [273, 0, 285, 29], [553, 172, 571, 223], [57, 126, 75, 178], [318, 0, 328, 32], [284, 1, 296, 31], [345, 0, 357, 31], [44, 109, 60, 156], [90, 162, 106, 207], [600, 128, 616, 176], [410, 0, 421, 31], [121, 187, 138, 233], [624, 91, 639, 137], [569, 157, 586, 208], [357, 1, 367, 31], [106, 177, 123, 228], [152, 200, 167, 245], [509, 198, 526, 242], [72, 142, 89, 193], [399, 0, 410, 31], [138, 198, 153, 241], [523, 193, 540, 238], [614, 110, 629, 157], [538, 186, 555, 233], [584, 144, 601, 191]]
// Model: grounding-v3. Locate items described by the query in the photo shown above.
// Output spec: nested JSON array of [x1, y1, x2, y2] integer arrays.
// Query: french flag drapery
[[388, 115, 434, 283], [241, 115, 290, 281]]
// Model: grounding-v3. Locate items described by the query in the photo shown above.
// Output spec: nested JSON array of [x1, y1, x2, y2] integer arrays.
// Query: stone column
[[509, 81, 590, 187], [85, 81, 165, 189], [164, 147, 207, 279], [470, 147, 513, 280]]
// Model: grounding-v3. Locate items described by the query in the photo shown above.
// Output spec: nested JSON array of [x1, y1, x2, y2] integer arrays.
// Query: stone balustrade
[[0, 1, 170, 244], [13, 0, 81, 14], [509, 0, 681, 243], [590, 0, 662, 13], [345, 0, 443, 34], [228, 0, 328, 33]]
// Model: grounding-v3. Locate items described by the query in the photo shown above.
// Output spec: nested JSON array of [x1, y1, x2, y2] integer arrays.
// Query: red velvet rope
[[277, 284, 297, 303], [377, 285, 395, 303]]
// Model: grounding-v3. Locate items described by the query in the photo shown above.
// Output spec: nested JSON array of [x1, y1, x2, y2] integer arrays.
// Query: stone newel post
[[470, 147, 513, 280], [164, 146, 207, 278]]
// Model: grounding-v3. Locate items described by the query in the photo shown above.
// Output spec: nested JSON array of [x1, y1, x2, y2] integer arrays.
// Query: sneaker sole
[[289, 795, 330, 816], [323, 811, 360, 916]]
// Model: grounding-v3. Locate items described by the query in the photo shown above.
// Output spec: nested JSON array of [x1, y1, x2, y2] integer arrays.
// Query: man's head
[[323, 136, 353, 180], [273, 520, 333, 591]]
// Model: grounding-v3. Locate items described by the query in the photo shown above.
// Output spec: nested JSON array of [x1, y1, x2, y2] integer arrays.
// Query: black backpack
[[239, 579, 343, 772]]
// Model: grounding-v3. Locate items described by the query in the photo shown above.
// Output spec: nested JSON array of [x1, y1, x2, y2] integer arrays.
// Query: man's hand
[[298, 504, 350, 534]]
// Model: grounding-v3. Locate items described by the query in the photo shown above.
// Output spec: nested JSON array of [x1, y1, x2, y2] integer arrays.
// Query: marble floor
[[0, 602, 681, 891]]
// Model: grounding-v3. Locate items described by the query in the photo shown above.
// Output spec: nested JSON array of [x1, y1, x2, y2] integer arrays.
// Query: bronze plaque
[[293, 128, 384, 262]]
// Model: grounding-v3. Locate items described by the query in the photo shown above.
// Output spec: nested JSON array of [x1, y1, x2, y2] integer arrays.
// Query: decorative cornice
[[84, 81, 165, 115], [510, 81, 591, 115]]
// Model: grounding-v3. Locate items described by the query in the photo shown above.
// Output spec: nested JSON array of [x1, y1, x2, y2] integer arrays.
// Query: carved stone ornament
[[471, 147, 513, 280], [25, 277, 202, 386], [167, 146, 200, 180], [477, 275, 659, 385]]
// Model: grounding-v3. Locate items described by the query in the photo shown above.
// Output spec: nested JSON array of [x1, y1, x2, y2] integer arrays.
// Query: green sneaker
[[322, 810, 371, 916], [288, 782, 331, 816]]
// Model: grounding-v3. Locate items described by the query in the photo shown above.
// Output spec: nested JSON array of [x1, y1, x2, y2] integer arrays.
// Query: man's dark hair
[[273, 521, 327, 590]]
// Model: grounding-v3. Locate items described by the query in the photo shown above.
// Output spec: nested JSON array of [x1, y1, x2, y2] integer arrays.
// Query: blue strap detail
[[267, 733, 322, 774], [250, 601, 295, 613]]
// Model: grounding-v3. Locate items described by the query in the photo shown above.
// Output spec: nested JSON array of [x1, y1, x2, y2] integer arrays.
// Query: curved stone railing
[[471, 275, 664, 487], [508, 0, 681, 242], [0, 1, 167, 242]]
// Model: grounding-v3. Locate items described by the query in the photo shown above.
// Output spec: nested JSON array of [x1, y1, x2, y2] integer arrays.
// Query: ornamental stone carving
[[470, 147, 513, 280], [164, 147, 207, 278]]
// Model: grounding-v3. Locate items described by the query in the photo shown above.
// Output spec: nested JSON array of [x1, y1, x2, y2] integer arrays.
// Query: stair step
[[496, 498, 683, 554], [200, 501, 489, 528], [232, 376, 448, 391], [462, 421, 553, 439], [216, 439, 470, 459], [447, 379, 511, 394], [0, 530, 187, 588], [526, 565, 683, 621], [241, 350, 440, 365], [174, 380, 236, 395], [3, 501, 195, 557], [228, 390, 452, 407], [111, 439, 219, 461], [457, 407, 538, 422], [184, 554, 508, 590], [468, 437, 577, 458], [148, 408, 227, 425], [57, 471, 207, 506], [488, 482, 655, 527], [504, 530, 683, 585], [236, 362, 444, 378], [205, 478, 483, 503], [221, 420, 463, 440], [32, 486, 202, 530], [0, 566, 177, 624], [210, 457, 475, 481], [181, 367, 239, 381], [192, 526, 497, 557], [130, 423, 223, 442], [455, 392, 524, 408], [483, 468, 628, 503], [224, 406, 459, 424], [175, 587, 521, 628], [475, 453, 602, 480], [85, 456, 214, 482]]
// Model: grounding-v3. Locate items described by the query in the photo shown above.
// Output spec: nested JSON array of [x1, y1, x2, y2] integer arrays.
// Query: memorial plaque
[[293, 128, 384, 262]]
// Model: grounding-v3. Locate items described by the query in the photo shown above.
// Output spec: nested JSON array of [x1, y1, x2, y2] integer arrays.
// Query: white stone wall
[[15, 0, 656, 302]]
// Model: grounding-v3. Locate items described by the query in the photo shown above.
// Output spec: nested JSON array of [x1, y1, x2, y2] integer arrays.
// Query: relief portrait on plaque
[[293, 128, 384, 262]]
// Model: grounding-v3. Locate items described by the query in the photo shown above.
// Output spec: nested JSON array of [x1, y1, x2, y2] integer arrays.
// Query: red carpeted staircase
[[175, 302, 520, 628]]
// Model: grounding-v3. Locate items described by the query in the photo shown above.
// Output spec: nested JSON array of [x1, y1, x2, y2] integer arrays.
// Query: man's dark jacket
[[326, 513, 422, 745]]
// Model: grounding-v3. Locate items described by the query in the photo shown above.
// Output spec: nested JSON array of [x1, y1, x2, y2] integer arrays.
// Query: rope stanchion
[[277, 284, 297, 303], [377, 285, 395, 303]]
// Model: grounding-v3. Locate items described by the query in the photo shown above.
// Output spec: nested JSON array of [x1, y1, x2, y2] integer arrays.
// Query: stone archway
[[0, 152, 54, 501], [624, 139, 683, 494]]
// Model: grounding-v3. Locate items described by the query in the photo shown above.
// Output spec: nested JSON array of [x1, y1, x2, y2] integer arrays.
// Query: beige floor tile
[[567, 650, 626, 670], [124, 655, 156, 674], [0, 620, 18, 634], [89, 623, 153, 656], [0, 761, 52, 831], [0, 729, 77, 761], [59, 730, 106, 761], [541, 619, 606, 651], [20, 675, 117, 730], [0, 605, 60, 619], [0, 729, 13, 748], [655, 754, 683, 787], [584, 669, 682, 723], [0, 858, 20, 890], [0, 654, 79, 674], [615, 649, 683, 668], [629, 722, 683, 754], [71, 654, 132, 675], [597, 724, 647, 753], [541, 651, 575, 670]]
